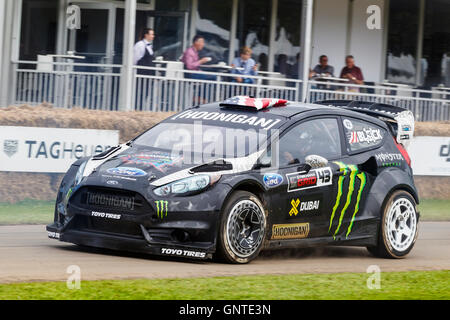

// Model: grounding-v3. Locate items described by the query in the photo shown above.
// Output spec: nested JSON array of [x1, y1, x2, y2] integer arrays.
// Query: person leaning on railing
[[230, 47, 259, 84], [340, 55, 364, 92], [181, 35, 215, 81], [134, 28, 155, 76]]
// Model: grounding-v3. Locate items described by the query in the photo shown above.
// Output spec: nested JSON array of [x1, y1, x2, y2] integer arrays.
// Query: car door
[[325, 116, 386, 241], [267, 117, 344, 241]]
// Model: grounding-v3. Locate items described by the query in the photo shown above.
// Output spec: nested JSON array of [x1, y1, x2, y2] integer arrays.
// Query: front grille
[[72, 215, 143, 238], [70, 186, 151, 215]]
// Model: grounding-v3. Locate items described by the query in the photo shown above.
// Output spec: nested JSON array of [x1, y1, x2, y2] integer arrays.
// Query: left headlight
[[153, 174, 219, 197]]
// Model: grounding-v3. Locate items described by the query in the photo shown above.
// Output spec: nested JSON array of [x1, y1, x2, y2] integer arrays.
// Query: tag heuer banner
[[409, 136, 450, 176], [0, 126, 119, 173]]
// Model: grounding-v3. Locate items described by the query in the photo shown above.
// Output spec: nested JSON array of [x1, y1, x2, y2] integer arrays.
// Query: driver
[[283, 131, 315, 165]]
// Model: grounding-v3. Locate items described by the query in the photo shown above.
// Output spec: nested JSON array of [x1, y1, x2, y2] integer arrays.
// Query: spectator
[[258, 53, 268, 72], [340, 55, 364, 85], [181, 35, 215, 80], [275, 54, 290, 75], [309, 55, 335, 78], [231, 46, 258, 83], [133, 28, 155, 75], [290, 53, 301, 79]]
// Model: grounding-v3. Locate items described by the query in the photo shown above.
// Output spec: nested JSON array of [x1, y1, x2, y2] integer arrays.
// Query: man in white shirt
[[133, 28, 155, 75]]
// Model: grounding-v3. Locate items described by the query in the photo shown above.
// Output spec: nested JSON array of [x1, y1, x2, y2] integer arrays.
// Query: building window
[[19, 0, 57, 62], [423, 0, 450, 88], [275, 0, 302, 78], [386, 0, 420, 85], [195, 0, 233, 63], [237, 0, 271, 71]]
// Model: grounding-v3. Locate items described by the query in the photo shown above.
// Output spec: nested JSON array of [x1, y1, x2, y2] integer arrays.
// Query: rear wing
[[315, 100, 414, 148]]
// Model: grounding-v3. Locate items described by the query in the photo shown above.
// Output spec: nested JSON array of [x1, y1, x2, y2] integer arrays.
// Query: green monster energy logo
[[155, 200, 168, 219], [329, 162, 367, 239]]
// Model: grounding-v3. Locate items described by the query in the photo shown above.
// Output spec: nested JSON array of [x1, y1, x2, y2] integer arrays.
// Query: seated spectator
[[231, 47, 258, 83], [340, 55, 364, 90], [181, 35, 215, 80], [309, 55, 334, 79]]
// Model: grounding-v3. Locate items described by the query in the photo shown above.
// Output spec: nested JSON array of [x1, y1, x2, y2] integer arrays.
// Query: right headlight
[[74, 161, 87, 186], [153, 174, 220, 197]]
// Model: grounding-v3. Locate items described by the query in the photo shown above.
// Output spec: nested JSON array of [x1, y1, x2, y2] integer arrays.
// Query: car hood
[[80, 144, 262, 190]]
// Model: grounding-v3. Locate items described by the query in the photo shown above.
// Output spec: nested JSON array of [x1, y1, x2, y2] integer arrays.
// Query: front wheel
[[367, 190, 419, 258], [215, 191, 267, 264]]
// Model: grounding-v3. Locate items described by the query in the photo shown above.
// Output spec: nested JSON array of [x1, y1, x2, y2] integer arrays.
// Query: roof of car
[[198, 101, 333, 119]]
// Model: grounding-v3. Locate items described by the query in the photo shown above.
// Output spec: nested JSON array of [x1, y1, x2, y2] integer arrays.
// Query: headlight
[[74, 161, 87, 186], [153, 174, 219, 197]]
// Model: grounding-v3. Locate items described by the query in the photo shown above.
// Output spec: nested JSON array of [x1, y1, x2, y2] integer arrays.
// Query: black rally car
[[47, 97, 419, 264]]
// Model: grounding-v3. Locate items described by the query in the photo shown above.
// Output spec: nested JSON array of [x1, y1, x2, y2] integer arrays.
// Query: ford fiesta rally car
[[47, 97, 419, 264]]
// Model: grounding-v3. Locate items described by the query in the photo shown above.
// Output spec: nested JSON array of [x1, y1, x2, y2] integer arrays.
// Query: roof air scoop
[[220, 96, 288, 111]]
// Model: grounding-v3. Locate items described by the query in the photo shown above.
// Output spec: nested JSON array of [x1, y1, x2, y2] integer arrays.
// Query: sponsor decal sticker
[[343, 119, 353, 130], [3, 140, 18, 157], [289, 199, 320, 216], [328, 162, 367, 239], [375, 153, 403, 167], [91, 211, 122, 220], [47, 231, 60, 239], [263, 173, 283, 188], [155, 200, 169, 219], [348, 128, 383, 145], [286, 167, 332, 192], [271, 223, 310, 240], [119, 152, 182, 172], [106, 167, 147, 177], [87, 192, 135, 211], [161, 248, 206, 258], [171, 110, 282, 130]]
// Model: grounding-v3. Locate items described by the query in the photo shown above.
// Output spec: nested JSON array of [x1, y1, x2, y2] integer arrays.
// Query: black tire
[[367, 190, 419, 258], [215, 191, 267, 264]]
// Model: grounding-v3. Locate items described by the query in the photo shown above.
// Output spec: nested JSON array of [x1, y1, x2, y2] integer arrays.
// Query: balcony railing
[[10, 60, 450, 121]]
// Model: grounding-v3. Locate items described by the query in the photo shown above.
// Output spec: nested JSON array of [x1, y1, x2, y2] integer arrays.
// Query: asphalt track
[[0, 222, 449, 283]]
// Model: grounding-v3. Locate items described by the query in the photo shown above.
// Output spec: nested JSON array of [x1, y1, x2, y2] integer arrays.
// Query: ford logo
[[106, 180, 119, 185], [263, 173, 283, 188], [107, 167, 147, 177]]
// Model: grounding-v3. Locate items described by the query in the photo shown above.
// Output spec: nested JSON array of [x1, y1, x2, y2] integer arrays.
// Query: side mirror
[[305, 155, 328, 169], [254, 153, 271, 169]]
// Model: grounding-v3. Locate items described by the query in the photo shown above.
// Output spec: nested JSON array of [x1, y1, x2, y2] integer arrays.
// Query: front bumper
[[46, 218, 215, 260]]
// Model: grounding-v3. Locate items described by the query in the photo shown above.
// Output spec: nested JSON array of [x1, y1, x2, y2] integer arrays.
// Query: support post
[[119, 0, 137, 111], [301, 0, 314, 103]]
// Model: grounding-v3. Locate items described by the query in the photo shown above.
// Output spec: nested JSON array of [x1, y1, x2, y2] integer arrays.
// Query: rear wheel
[[367, 190, 419, 258], [215, 191, 267, 264]]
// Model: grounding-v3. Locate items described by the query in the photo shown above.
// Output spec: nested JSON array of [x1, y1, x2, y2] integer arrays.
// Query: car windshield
[[133, 122, 269, 160]]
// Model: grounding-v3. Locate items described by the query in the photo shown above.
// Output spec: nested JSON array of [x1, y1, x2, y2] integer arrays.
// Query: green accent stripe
[[346, 172, 367, 238], [329, 162, 348, 232], [155, 201, 160, 219], [333, 164, 358, 238]]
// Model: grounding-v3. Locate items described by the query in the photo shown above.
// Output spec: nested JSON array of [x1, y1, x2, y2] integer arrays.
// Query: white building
[[0, 0, 448, 119]]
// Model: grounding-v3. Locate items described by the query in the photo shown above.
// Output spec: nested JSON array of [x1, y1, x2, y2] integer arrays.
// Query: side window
[[279, 118, 342, 166], [342, 118, 385, 152]]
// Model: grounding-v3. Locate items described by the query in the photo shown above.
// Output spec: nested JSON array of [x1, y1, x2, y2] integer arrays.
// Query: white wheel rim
[[226, 199, 265, 258], [385, 197, 417, 252]]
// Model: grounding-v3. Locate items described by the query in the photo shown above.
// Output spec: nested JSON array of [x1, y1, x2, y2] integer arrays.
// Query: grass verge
[[0, 200, 53, 225], [0, 271, 448, 300], [0, 198, 448, 225], [417, 199, 450, 221]]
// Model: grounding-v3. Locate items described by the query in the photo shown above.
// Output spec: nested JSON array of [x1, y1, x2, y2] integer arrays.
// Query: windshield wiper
[[189, 160, 233, 173]]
